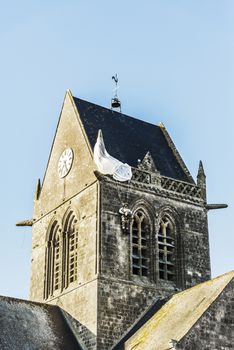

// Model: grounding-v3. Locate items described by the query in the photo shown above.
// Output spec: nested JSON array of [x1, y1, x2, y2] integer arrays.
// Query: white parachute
[[93, 130, 132, 182]]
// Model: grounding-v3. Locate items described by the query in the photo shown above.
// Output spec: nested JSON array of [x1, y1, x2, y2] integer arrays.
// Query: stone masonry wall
[[96, 179, 211, 349], [30, 183, 99, 345], [96, 277, 162, 350], [30, 91, 100, 347], [33, 91, 96, 218], [176, 278, 234, 350], [100, 180, 210, 287], [182, 209, 211, 287]]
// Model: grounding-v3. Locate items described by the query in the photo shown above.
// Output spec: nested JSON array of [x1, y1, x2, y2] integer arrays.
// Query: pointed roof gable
[[73, 96, 193, 183], [123, 271, 234, 350]]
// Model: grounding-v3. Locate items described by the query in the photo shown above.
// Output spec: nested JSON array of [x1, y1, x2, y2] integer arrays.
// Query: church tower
[[29, 90, 211, 350]]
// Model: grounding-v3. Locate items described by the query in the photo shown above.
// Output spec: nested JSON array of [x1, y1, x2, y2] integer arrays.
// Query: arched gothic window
[[158, 216, 175, 281], [44, 210, 79, 299], [131, 210, 149, 277], [63, 211, 78, 288], [45, 221, 61, 299]]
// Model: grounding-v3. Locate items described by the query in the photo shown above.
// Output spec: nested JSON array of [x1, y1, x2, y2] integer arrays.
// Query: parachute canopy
[[94, 130, 132, 182]]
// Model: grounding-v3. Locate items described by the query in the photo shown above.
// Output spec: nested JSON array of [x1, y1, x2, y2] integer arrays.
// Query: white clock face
[[58, 148, 73, 178]]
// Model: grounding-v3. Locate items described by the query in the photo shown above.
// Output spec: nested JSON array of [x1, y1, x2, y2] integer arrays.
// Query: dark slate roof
[[111, 297, 168, 350], [73, 97, 192, 183], [0, 296, 84, 350]]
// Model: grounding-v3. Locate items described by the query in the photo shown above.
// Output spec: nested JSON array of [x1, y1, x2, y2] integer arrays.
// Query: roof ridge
[[179, 270, 234, 295], [0, 294, 49, 307], [72, 95, 161, 129], [159, 122, 195, 184]]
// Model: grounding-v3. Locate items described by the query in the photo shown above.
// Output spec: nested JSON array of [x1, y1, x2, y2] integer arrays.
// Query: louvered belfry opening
[[63, 211, 78, 286], [131, 210, 149, 277], [158, 217, 175, 281], [53, 229, 61, 291]]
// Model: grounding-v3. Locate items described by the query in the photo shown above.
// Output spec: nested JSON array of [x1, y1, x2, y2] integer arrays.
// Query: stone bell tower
[[29, 90, 211, 350]]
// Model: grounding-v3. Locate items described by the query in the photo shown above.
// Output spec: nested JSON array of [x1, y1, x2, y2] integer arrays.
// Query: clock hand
[[64, 162, 68, 172]]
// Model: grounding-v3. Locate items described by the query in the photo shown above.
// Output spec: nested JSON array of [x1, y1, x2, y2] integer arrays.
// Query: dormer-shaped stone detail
[[138, 151, 159, 173]]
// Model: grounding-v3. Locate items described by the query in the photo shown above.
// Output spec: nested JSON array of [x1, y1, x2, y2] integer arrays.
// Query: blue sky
[[0, 1, 233, 299]]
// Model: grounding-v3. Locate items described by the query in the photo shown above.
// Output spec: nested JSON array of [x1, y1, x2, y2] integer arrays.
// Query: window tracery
[[44, 210, 79, 299]]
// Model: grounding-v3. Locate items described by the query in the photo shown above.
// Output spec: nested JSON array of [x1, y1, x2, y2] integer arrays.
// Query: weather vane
[[111, 74, 121, 111]]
